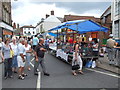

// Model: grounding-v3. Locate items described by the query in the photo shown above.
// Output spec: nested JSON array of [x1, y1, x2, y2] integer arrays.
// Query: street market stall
[[48, 20, 109, 66]]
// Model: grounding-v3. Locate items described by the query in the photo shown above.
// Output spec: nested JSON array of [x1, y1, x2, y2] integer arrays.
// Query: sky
[[11, 0, 111, 27]]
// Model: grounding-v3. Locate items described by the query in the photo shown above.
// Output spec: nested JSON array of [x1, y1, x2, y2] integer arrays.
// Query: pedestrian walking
[[2, 39, 13, 79], [10, 37, 18, 73], [106, 34, 117, 65], [17, 38, 27, 80], [34, 38, 50, 76], [24, 40, 32, 71], [32, 35, 39, 50], [72, 36, 83, 76]]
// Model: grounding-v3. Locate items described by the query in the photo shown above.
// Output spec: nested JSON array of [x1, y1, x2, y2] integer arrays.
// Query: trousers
[[34, 57, 47, 73], [72, 52, 83, 72], [4, 58, 12, 77]]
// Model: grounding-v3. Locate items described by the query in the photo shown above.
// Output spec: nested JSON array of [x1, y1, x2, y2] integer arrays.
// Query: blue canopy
[[48, 20, 108, 33], [48, 32, 58, 37], [48, 32, 66, 37], [49, 20, 85, 31]]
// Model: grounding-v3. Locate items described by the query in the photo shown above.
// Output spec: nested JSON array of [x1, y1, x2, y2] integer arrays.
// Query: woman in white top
[[24, 40, 32, 71], [72, 36, 83, 76], [10, 37, 18, 73]]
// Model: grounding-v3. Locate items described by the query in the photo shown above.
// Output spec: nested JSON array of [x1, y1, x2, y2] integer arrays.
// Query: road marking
[[30, 59, 41, 89], [31, 58, 35, 62], [36, 72, 41, 90], [86, 68, 120, 78], [30, 62, 34, 68], [30, 58, 35, 67]]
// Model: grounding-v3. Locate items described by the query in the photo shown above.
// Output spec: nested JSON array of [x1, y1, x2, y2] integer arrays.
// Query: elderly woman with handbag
[[72, 36, 84, 76], [2, 39, 14, 79]]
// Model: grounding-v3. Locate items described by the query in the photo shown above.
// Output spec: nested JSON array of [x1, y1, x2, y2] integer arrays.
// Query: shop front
[[0, 22, 13, 41], [2, 29, 13, 41]]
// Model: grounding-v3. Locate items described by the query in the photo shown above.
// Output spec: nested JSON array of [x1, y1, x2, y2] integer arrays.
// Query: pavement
[[97, 54, 120, 74], [1, 53, 120, 89]]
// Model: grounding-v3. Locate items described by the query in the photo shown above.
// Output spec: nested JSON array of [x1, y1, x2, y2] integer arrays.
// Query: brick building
[[64, 15, 101, 43], [0, 0, 13, 40], [101, 6, 112, 39]]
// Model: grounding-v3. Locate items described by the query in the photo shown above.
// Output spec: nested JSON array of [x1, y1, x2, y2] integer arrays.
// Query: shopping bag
[[91, 61, 96, 68], [85, 60, 93, 68]]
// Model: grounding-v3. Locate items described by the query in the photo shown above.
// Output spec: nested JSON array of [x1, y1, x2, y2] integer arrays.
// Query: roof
[[20, 25, 35, 28], [57, 17, 64, 22], [44, 15, 61, 22], [101, 6, 111, 18], [64, 15, 101, 23]]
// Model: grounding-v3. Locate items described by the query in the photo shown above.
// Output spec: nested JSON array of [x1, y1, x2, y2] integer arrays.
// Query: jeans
[[12, 55, 18, 68], [4, 58, 12, 77], [26, 53, 31, 66], [34, 57, 47, 74]]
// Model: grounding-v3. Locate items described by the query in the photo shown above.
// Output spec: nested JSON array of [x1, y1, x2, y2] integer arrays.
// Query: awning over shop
[[48, 20, 108, 33]]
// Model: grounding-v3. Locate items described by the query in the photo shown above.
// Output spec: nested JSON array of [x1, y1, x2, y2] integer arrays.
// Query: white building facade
[[111, 0, 120, 38], [36, 11, 62, 36], [22, 26, 36, 36]]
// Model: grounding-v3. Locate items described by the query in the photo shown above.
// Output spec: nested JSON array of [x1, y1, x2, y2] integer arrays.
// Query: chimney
[[51, 10, 54, 15], [46, 14, 49, 18], [13, 22, 16, 29], [17, 24, 19, 29]]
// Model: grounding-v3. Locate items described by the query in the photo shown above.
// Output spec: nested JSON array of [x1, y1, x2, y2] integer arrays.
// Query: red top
[[68, 38, 73, 44]]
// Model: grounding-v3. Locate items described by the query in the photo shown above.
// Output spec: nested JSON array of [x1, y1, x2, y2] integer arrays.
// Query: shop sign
[[3, 30, 12, 35]]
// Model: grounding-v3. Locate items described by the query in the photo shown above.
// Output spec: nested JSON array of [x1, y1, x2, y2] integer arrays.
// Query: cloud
[[11, 1, 111, 27]]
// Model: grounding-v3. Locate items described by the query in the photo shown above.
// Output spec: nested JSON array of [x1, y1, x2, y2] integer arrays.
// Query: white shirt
[[23, 44, 31, 55], [17, 43, 25, 56], [10, 43, 18, 56]]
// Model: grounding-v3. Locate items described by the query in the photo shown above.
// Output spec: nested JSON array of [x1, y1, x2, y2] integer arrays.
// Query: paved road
[[1, 53, 120, 89]]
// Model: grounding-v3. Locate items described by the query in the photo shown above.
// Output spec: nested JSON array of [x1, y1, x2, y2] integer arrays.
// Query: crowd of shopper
[[0, 35, 50, 80]]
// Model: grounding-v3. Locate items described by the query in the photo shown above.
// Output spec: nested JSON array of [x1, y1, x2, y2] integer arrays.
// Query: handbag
[[9, 45, 14, 58], [72, 61, 80, 70]]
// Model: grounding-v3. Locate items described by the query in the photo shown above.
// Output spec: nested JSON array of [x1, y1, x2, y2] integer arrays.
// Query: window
[[115, 1, 118, 15], [114, 21, 119, 38], [33, 31, 35, 34], [118, 1, 120, 15]]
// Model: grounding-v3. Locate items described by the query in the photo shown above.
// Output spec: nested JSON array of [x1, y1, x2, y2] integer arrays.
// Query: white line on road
[[36, 72, 41, 90], [31, 58, 35, 62], [86, 68, 120, 78], [30, 62, 34, 68]]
